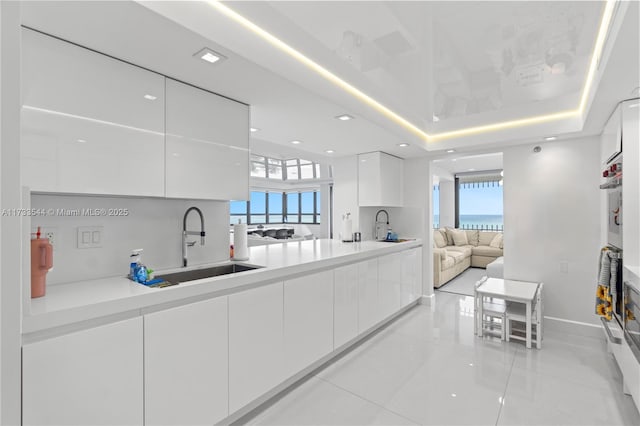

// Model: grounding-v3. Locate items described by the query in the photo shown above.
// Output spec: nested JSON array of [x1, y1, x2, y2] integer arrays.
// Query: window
[[286, 192, 299, 223], [249, 155, 321, 181], [230, 191, 321, 225], [230, 200, 248, 225], [433, 184, 440, 229], [456, 175, 503, 231]]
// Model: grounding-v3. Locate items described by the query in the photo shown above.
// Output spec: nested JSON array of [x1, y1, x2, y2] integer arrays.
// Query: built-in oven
[[624, 282, 640, 363]]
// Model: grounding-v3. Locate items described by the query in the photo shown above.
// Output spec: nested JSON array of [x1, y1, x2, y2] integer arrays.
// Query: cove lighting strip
[[208, 0, 617, 143]]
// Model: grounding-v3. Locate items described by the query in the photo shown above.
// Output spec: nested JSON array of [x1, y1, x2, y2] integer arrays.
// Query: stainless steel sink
[[156, 264, 262, 285]]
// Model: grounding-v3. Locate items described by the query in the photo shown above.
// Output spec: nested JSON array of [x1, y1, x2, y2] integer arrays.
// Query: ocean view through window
[[456, 180, 503, 230]]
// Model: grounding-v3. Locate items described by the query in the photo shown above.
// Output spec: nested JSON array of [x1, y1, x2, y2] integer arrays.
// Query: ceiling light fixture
[[76, 139, 87, 143], [468, 168, 476, 171], [194, 47, 226, 64], [544, 136, 557, 141], [398, 143, 409, 147], [446, 149, 456, 153], [208, 0, 616, 143], [335, 114, 354, 121], [143, 94, 157, 101], [250, 127, 259, 132], [290, 140, 302, 145], [325, 150, 335, 154]]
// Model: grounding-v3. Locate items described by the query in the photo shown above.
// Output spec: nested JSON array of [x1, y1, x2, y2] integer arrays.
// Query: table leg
[[478, 293, 484, 337], [526, 301, 532, 349]]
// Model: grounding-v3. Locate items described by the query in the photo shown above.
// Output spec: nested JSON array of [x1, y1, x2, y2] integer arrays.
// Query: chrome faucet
[[374, 209, 390, 241], [183, 206, 205, 267]]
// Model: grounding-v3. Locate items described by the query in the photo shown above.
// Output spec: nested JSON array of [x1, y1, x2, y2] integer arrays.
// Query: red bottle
[[31, 227, 53, 298]]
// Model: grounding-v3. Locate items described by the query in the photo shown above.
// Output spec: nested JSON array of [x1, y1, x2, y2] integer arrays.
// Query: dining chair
[[505, 282, 544, 349], [474, 277, 507, 339]]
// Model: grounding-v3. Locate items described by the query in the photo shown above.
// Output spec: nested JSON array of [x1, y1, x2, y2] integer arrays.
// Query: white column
[[1, 1, 23, 424], [439, 180, 456, 228]]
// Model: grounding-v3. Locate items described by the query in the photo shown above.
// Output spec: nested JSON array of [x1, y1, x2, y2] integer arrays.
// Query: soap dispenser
[[129, 249, 143, 281]]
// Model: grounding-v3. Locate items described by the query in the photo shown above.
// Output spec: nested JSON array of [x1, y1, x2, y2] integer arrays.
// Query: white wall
[[331, 155, 359, 239], [0, 2, 23, 423], [439, 180, 455, 228], [31, 195, 230, 285], [503, 136, 601, 331]]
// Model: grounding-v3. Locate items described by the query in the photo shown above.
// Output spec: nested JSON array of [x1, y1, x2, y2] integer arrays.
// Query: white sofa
[[433, 228, 503, 288]]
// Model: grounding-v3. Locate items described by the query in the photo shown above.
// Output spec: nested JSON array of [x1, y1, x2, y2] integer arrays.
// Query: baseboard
[[420, 294, 435, 306], [543, 316, 604, 339]]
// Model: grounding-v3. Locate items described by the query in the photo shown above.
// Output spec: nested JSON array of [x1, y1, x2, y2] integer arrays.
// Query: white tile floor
[[243, 292, 640, 425]]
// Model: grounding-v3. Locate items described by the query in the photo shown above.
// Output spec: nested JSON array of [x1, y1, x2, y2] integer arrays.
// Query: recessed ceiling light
[[544, 136, 557, 141], [325, 150, 335, 154], [250, 127, 259, 132], [451, 159, 457, 162], [446, 149, 456, 153], [433, 115, 440, 122], [290, 140, 302, 145], [143, 94, 157, 101], [335, 114, 354, 121], [468, 168, 476, 171], [76, 139, 87, 143], [194, 47, 226, 64], [398, 143, 409, 147]]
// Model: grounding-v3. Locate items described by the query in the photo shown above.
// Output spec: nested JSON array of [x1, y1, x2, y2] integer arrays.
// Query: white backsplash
[[31, 194, 230, 285]]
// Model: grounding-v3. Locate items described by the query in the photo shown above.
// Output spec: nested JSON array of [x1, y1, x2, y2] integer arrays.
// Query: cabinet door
[[622, 99, 640, 271], [401, 248, 423, 306], [601, 103, 622, 166], [334, 264, 359, 348], [378, 252, 403, 319], [22, 318, 143, 425], [21, 29, 165, 196], [283, 270, 334, 378], [229, 282, 284, 414], [165, 78, 249, 200], [358, 151, 403, 207], [358, 258, 379, 333], [145, 297, 228, 425]]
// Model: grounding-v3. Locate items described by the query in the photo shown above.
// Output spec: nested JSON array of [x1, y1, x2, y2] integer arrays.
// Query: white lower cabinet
[[283, 270, 334, 378], [378, 252, 403, 319], [144, 297, 228, 425], [401, 247, 423, 306], [334, 263, 359, 348], [22, 318, 143, 426], [358, 258, 379, 333], [229, 282, 285, 414]]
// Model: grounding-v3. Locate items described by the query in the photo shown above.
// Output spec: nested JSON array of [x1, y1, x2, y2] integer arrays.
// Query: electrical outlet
[[45, 231, 55, 247]]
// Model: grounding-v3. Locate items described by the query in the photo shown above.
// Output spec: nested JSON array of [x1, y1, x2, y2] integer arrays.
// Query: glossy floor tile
[[243, 292, 640, 425]]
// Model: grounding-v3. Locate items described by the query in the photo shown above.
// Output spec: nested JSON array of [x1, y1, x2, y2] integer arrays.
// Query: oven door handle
[[601, 317, 622, 345]]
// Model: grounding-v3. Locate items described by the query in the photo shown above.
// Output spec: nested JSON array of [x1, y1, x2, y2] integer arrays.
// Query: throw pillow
[[433, 230, 447, 248], [441, 228, 454, 245], [490, 233, 503, 249], [448, 228, 468, 246]]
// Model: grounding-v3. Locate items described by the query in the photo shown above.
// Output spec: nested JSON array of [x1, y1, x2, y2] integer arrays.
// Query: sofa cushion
[[440, 228, 454, 245], [490, 233, 503, 249], [433, 230, 447, 248], [472, 245, 503, 257], [447, 228, 468, 246], [465, 230, 479, 246], [450, 251, 467, 264], [442, 256, 454, 269], [478, 231, 500, 246], [447, 245, 473, 257]]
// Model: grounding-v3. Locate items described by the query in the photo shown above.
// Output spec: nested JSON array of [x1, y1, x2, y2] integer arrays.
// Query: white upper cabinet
[[601, 103, 622, 166], [165, 79, 249, 201], [358, 151, 404, 207], [21, 29, 165, 196]]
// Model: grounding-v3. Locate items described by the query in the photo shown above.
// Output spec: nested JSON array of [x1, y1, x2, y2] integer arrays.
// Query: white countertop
[[24, 239, 421, 334]]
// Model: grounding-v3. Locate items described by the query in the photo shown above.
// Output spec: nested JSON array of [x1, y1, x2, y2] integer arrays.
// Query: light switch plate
[[77, 226, 103, 249]]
